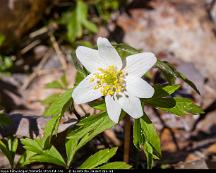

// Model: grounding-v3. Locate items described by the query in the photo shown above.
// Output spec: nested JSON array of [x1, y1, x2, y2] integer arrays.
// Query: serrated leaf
[[43, 115, 61, 146], [45, 74, 68, 89], [143, 142, 154, 169], [0, 138, 18, 168], [21, 138, 43, 154], [44, 88, 73, 117], [79, 147, 118, 169], [98, 162, 132, 169], [140, 115, 161, 157], [42, 93, 61, 107], [133, 114, 161, 169], [21, 139, 66, 167], [156, 60, 200, 94], [66, 112, 115, 167], [161, 97, 204, 116], [17, 150, 35, 167], [29, 146, 66, 167], [153, 84, 181, 98], [143, 97, 176, 108], [133, 118, 143, 149]]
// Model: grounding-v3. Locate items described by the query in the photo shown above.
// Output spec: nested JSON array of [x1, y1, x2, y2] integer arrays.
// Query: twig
[[123, 115, 131, 163], [48, 32, 68, 71], [20, 40, 41, 54]]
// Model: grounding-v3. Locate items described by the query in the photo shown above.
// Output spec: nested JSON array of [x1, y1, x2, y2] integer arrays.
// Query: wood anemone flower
[[72, 37, 157, 123]]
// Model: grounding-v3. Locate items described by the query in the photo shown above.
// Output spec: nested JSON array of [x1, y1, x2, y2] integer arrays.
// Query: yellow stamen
[[90, 65, 126, 96]]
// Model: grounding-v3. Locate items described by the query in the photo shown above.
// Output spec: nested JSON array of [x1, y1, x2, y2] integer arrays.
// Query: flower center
[[90, 65, 126, 96]]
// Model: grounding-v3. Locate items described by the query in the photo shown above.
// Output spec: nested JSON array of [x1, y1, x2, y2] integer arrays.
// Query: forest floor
[[1, 0, 216, 169]]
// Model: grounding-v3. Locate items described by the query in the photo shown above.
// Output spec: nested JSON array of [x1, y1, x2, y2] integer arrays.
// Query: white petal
[[124, 52, 157, 77], [126, 75, 154, 98], [72, 74, 102, 104], [117, 94, 143, 119], [105, 96, 121, 123], [76, 46, 107, 73], [97, 37, 122, 69]]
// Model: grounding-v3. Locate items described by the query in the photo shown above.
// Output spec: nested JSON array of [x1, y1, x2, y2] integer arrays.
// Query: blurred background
[[0, 0, 216, 169]]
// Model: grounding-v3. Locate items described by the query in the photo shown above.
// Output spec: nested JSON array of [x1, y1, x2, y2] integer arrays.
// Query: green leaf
[[29, 146, 66, 167], [42, 93, 61, 107], [43, 115, 61, 146], [140, 115, 161, 157], [0, 138, 18, 168], [143, 97, 176, 108], [17, 150, 35, 167], [114, 43, 140, 59], [46, 81, 64, 89], [74, 70, 86, 87], [0, 33, 5, 46], [92, 103, 106, 111], [161, 97, 204, 116], [143, 142, 154, 169], [133, 114, 161, 169], [66, 112, 115, 167], [82, 20, 98, 33], [21, 139, 66, 167], [21, 138, 43, 154], [79, 147, 118, 169], [97, 162, 132, 169], [156, 60, 200, 94], [133, 118, 143, 149], [45, 74, 68, 89], [152, 84, 181, 98], [67, 11, 79, 42], [0, 56, 13, 73], [0, 113, 12, 128], [44, 88, 73, 117]]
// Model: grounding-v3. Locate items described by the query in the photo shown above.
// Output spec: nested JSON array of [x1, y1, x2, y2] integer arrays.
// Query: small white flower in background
[[72, 37, 157, 123]]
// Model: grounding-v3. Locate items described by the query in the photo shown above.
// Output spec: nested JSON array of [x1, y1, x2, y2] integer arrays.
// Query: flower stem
[[123, 115, 131, 163]]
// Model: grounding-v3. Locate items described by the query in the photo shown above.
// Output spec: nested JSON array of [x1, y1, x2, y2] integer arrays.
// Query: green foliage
[[114, 43, 140, 59], [0, 33, 5, 46], [45, 74, 68, 89], [94, 0, 122, 22], [98, 162, 132, 169], [156, 60, 200, 94], [133, 114, 161, 169], [66, 112, 115, 167], [0, 37, 203, 169], [161, 97, 204, 116], [20, 112, 126, 169], [43, 88, 73, 117], [143, 84, 180, 108], [0, 138, 18, 168], [42, 88, 73, 146], [61, 0, 97, 43], [0, 55, 13, 73], [21, 138, 66, 167], [79, 147, 118, 169]]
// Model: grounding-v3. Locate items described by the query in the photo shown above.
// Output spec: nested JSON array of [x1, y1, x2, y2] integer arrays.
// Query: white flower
[[72, 37, 157, 123]]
